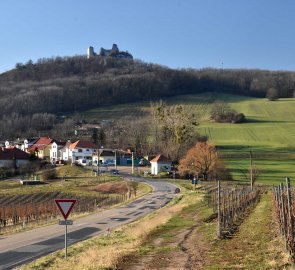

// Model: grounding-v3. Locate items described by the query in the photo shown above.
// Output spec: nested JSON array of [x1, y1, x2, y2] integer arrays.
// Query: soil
[[89, 182, 128, 194], [119, 209, 208, 270]]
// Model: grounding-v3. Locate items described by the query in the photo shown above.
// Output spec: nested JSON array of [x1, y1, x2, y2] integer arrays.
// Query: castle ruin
[[87, 44, 133, 59]]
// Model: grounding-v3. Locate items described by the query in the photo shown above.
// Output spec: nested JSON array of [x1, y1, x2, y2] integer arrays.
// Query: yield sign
[[55, 199, 76, 220]]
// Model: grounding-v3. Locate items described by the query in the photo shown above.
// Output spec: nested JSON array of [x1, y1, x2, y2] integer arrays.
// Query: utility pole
[[217, 180, 221, 238], [131, 152, 134, 174], [250, 150, 253, 190], [115, 149, 117, 170]]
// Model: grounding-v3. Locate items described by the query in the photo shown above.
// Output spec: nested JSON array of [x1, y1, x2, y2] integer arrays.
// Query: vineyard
[[204, 182, 260, 238], [0, 191, 127, 234], [273, 177, 295, 261]]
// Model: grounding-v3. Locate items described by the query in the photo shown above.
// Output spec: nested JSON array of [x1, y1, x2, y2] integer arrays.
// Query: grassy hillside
[[81, 92, 295, 184]]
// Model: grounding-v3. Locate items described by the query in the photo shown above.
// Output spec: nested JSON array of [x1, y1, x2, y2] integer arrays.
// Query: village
[[0, 137, 173, 177]]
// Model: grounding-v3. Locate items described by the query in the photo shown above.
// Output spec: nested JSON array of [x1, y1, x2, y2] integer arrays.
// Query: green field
[[81, 92, 295, 185]]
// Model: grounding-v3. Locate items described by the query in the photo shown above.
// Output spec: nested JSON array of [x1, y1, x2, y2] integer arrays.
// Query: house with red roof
[[60, 140, 98, 165], [27, 137, 54, 160], [0, 147, 31, 168], [150, 154, 172, 175]]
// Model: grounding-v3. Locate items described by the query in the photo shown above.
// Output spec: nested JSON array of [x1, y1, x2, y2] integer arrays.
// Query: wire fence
[[204, 181, 260, 238], [273, 177, 295, 260]]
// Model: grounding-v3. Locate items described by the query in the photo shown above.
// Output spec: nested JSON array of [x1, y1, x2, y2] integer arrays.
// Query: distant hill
[[1, 55, 295, 138], [1, 55, 295, 117]]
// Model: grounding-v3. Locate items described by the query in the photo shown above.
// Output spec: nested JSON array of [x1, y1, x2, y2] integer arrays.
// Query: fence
[[0, 192, 127, 233], [273, 177, 295, 260], [205, 181, 260, 238]]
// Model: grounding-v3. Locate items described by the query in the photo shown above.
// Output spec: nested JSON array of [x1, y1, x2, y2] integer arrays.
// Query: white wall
[[150, 162, 172, 175]]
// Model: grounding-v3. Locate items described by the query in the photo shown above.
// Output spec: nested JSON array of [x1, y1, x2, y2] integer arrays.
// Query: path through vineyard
[[119, 193, 290, 270]]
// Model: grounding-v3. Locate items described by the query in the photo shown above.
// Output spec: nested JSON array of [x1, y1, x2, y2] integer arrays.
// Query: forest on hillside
[[1, 55, 295, 139]]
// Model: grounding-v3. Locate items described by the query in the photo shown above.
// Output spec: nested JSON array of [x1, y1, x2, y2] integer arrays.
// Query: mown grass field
[[81, 92, 295, 185]]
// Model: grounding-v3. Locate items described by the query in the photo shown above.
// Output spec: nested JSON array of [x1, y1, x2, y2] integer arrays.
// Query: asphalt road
[[0, 177, 177, 270]]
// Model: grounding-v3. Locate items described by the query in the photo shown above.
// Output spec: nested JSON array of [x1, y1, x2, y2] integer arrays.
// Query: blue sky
[[1, 0, 295, 73]]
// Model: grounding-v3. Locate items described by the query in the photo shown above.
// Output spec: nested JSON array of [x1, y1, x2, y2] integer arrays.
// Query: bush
[[40, 169, 57, 180], [210, 101, 246, 124], [266, 87, 279, 101]]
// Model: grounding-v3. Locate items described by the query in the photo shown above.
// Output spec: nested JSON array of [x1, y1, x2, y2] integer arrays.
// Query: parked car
[[112, 169, 119, 174]]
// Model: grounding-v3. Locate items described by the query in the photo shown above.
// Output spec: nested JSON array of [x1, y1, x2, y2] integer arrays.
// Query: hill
[[1, 55, 295, 139], [81, 92, 295, 184]]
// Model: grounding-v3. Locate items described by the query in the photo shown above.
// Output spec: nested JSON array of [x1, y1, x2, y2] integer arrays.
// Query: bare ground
[[118, 205, 209, 270]]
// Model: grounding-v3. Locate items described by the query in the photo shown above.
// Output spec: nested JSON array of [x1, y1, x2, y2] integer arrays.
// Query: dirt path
[[119, 202, 209, 270]]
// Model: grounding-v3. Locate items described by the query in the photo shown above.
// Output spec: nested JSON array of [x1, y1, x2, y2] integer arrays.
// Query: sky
[[1, 0, 295, 73]]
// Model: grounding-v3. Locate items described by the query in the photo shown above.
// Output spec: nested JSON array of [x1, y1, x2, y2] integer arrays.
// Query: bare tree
[[150, 101, 199, 161]]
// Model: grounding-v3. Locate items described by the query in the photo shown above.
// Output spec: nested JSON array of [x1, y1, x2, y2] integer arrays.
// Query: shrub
[[266, 87, 279, 101], [40, 169, 57, 180], [210, 101, 246, 124]]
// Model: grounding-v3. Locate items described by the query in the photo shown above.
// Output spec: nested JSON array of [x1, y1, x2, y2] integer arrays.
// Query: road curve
[[0, 178, 177, 270]]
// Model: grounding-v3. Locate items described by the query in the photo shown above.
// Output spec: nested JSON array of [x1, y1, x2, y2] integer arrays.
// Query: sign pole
[[65, 222, 68, 259], [54, 199, 76, 260]]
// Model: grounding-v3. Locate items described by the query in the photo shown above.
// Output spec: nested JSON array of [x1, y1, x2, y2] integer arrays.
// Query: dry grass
[[126, 203, 186, 238]]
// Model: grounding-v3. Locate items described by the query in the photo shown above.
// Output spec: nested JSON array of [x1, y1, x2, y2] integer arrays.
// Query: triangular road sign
[[55, 199, 76, 220]]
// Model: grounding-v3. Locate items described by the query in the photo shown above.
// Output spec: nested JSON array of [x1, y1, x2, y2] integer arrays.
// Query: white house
[[150, 154, 172, 175], [21, 139, 37, 152], [99, 150, 116, 165], [60, 140, 98, 166], [50, 141, 67, 163]]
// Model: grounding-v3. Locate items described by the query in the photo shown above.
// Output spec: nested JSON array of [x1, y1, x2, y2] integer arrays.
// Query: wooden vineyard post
[[250, 150, 253, 190], [281, 183, 288, 250], [286, 177, 294, 250], [276, 186, 284, 235], [280, 183, 287, 238], [217, 180, 221, 238]]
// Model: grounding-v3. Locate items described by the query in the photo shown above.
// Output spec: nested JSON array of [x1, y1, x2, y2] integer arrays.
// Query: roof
[[69, 140, 98, 150], [150, 154, 172, 163], [27, 137, 53, 151], [99, 150, 115, 157], [0, 147, 30, 160], [52, 141, 67, 147]]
